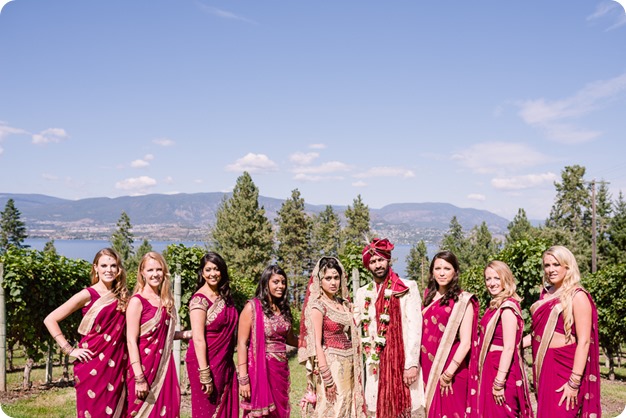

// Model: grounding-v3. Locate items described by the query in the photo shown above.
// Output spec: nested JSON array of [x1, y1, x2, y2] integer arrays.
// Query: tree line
[[1, 164, 625, 386]]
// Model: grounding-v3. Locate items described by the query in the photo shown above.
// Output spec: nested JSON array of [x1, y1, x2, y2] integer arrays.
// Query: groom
[[355, 238, 424, 417]]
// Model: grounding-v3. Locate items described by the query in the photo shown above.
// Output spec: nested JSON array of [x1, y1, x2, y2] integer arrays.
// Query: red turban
[[362, 238, 394, 268]]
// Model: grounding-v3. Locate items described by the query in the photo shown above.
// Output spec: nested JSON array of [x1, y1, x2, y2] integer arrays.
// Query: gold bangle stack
[[199, 366, 213, 385]]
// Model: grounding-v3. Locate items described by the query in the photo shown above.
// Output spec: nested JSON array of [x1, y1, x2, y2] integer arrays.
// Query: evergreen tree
[[210, 172, 274, 280], [0, 198, 28, 252], [110, 211, 135, 267], [467, 222, 499, 268], [43, 240, 57, 255], [406, 240, 429, 291], [342, 195, 370, 246], [310, 205, 342, 259], [592, 181, 612, 269], [506, 208, 535, 245], [129, 239, 154, 279], [275, 189, 312, 308], [606, 192, 626, 265]]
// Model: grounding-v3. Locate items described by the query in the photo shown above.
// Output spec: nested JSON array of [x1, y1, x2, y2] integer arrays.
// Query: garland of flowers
[[361, 278, 393, 374]]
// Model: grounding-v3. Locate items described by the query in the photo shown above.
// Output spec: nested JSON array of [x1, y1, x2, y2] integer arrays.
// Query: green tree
[[584, 264, 626, 380], [0, 198, 28, 252], [310, 205, 342, 259], [342, 195, 370, 246], [592, 181, 612, 270], [440, 216, 470, 270], [110, 211, 135, 268], [467, 222, 500, 268], [405, 240, 429, 291], [43, 240, 57, 255], [210, 172, 274, 280], [606, 192, 626, 265], [127, 238, 154, 286], [275, 189, 312, 308], [506, 208, 535, 245], [545, 165, 591, 270]]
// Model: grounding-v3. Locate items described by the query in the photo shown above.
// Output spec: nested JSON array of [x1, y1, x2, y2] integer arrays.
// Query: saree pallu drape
[[476, 299, 533, 418], [126, 296, 180, 418], [74, 287, 127, 418], [421, 291, 479, 418], [530, 288, 601, 418], [185, 294, 239, 418], [241, 298, 291, 418]]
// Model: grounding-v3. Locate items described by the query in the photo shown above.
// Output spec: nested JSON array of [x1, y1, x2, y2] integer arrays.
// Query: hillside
[[0, 193, 511, 245]]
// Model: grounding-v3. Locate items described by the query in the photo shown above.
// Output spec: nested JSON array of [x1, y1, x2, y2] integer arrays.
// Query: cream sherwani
[[354, 277, 425, 416]]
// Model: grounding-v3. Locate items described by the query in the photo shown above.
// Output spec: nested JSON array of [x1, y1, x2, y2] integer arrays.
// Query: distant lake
[[24, 238, 439, 278]]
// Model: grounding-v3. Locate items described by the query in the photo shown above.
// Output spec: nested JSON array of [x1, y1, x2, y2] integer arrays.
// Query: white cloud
[[452, 142, 550, 174], [491, 172, 557, 190], [131, 159, 150, 168], [309, 143, 326, 150], [130, 154, 155, 168], [115, 176, 157, 192], [153, 138, 175, 146], [0, 146, 3, 155], [467, 193, 486, 201], [353, 166, 415, 179], [293, 173, 345, 182], [290, 152, 319, 165], [164, 176, 174, 184], [292, 161, 351, 174], [32, 128, 68, 144], [587, 2, 626, 30], [352, 180, 367, 187], [197, 4, 256, 24], [0, 122, 27, 140], [517, 72, 626, 143], [42, 173, 58, 181], [226, 153, 279, 173]]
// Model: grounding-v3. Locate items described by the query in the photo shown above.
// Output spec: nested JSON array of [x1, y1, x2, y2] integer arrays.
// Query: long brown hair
[[91, 248, 129, 311]]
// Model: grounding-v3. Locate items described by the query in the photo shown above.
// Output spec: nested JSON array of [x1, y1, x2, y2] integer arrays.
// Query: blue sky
[[1, 0, 625, 222]]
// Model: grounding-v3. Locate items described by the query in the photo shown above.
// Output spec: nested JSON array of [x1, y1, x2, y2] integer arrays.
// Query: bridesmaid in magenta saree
[[476, 261, 533, 418], [527, 246, 601, 418], [237, 265, 299, 418], [126, 252, 184, 418], [420, 251, 479, 418], [185, 252, 239, 417], [45, 248, 129, 418]]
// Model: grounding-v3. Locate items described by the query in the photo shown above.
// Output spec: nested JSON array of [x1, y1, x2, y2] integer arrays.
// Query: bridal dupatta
[[530, 288, 601, 418], [476, 298, 533, 418], [421, 291, 479, 418], [74, 287, 127, 418], [298, 257, 366, 418], [185, 294, 239, 418], [126, 295, 180, 418]]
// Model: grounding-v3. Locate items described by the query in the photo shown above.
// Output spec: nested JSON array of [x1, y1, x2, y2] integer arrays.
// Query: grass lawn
[[1, 357, 625, 417]]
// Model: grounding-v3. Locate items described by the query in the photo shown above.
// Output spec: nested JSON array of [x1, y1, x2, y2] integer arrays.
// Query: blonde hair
[[542, 245, 583, 342], [134, 251, 175, 314], [91, 248, 129, 311], [484, 260, 521, 309]]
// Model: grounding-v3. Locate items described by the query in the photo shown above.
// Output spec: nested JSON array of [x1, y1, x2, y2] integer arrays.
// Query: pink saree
[[421, 291, 479, 418], [477, 299, 533, 418], [126, 295, 180, 418], [74, 287, 127, 418], [530, 288, 601, 418], [185, 294, 239, 418], [241, 298, 291, 418]]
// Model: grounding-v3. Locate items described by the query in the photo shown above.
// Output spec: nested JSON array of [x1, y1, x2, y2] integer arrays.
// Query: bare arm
[[311, 307, 337, 402], [492, 309, 517, 404], [558, 291, 592, 411], [44, 288, 94, 361], [189, 302, 212, 394], [126, 297, 149, 400], [237, 301, 253, 400], [440, 302, 475, 396]]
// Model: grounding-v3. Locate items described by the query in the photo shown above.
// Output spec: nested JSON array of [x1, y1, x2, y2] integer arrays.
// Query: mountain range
[[0, 193, 513, 245]]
